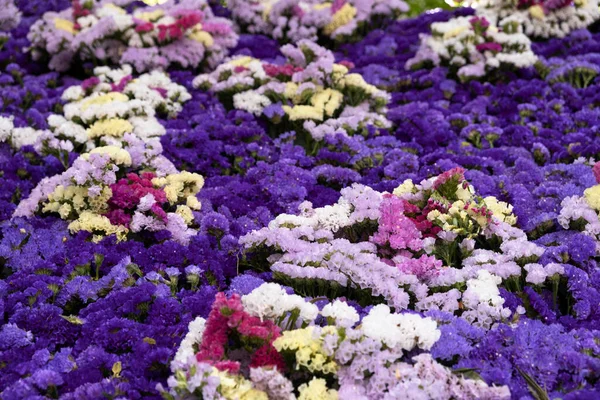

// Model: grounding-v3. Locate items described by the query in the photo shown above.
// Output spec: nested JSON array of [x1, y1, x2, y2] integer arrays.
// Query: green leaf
[[61, 315, 84, 325], [516, 367, 550, 400]]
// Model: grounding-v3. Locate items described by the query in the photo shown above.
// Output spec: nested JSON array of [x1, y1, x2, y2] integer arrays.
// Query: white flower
[[242, 283, 319, 323], [0, 116, 14, 143], [361, 304, 440, 350], [321, 300, 360, 327], [233, 91, 272, 116], [174, 317, 206, 363]]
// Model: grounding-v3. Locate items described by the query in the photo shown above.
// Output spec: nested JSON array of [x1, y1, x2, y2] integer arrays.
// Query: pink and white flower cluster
[[194, 40, 391, 144], [27, 0, 238, 72], [406, 16, 537, 82], [478, 0, 600, 38], [241, 168, 561, 329], [227, 0, 409, 44], [162, 282, 510, 399]]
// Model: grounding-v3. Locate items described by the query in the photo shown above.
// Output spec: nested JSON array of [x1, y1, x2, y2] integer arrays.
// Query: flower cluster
[[34, 65, 190, 162], [0, 0, 21, 33], [162, 283, 510, 399], [227, 0, 409, 44], [14, 143, 204, 244], [407, 16, 537, 82], [27, 0, 238, 72], [194, 40, 390, 147], [479, 0, 600, 38], [241, 169, 569, 329]]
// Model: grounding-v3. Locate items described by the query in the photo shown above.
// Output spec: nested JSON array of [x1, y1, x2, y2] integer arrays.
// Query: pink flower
[[110, 75, 133, 92], [331, 0, 347, 14], [134, 20, 154, 33], [263, 63, 304, 78], [593, 161, 600, 183], [339, 60, 355, 69], [81, 76, 100, 91], [476, 42, 503, 53], [395, 254, 443, 280]]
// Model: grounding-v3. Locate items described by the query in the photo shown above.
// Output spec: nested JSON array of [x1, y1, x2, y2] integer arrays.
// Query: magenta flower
[[476, 42, 503, 53]]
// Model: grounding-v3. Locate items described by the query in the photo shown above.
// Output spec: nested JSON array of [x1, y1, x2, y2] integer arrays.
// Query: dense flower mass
[[3, 0, 600, 398], [27, 0, 238, 72], [407, 15, 538, 81], [227, 0, 409, 44], [15, 143, 204, 244], [194, 39, 390, 147], [479, 0, 600, 38]]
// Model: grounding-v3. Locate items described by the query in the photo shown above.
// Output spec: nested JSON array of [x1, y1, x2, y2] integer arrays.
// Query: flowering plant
[[161, 282, 510, 399], [34, 65, 190, 164], [406, 16, 537, 82], [478, 0, 600, 38], [27, 0, 238, 72], [14, 143, 203, 244], [194, 40, 391, 149], [241, 168, 571, 329], [227, 0, 409, 44]]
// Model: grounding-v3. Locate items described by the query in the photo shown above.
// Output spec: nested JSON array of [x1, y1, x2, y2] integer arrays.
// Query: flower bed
[[1, 1, 600, 399]]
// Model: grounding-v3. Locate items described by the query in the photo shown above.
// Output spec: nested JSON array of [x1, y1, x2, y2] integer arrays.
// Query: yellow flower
[[298, 378, 338, 400], [135, 9, 165, 21], [324, 3, 357, 35], [484, 196, 517, 225], [81, 92, 129, 111], [575, 0, 588, 6], [284, 82, 299, 99], [340, 73, 379, 95], [87, 118, 134, 139], [529, 5, 545, 20], [331, 63, 349, 81], [68, 211, 128, 241], [282, 105, 323, 121], [88, 146, 132, 167], [455, 184, 474, 202], [189, 29, 214, 47], [186, 195, 202, 211], [311, 89, 343, 117], [228, 56, 256, 68], [153, 172, 205, 204], [176, 205, 194, 225], [393, 179, 415, 197], [88, 187, 113, 214], [584, 185, 600, 210], [443, 25, 468, 40], [273, 327, 338, 374], [212, 369, 267, 400], [54, 18, 76, 35], [427, 209, 442, 222]]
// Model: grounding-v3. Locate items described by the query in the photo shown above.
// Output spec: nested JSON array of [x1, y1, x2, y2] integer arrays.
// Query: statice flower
[[242, 282, 319, 324], [0, 0, 21, 32], [35, 65, 190, 161], [479, 0, 600, 38], [14, 145, 203, 244], [193, 40, 391, 147], [407, 16, 537, 82], [27, 0, 238, 72], [228, 0, 409, 44]]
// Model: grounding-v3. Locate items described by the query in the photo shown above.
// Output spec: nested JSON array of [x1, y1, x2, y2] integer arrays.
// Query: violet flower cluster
[[27, 0, 238, 72], [3, 0, 600, 399]]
